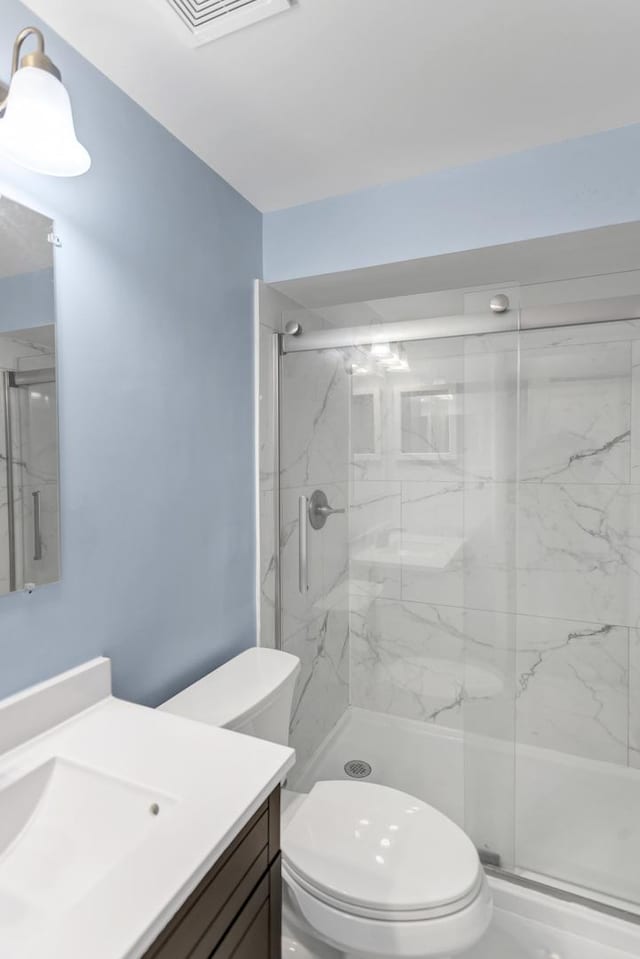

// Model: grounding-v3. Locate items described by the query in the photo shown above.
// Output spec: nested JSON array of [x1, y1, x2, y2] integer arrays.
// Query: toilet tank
[[158, 648, 301, 746]]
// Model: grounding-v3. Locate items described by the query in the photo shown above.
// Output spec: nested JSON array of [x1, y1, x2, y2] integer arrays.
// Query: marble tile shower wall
[[350, 320, 640, 769], [279, 349, 350, 762], [257, 284, 349, 762]]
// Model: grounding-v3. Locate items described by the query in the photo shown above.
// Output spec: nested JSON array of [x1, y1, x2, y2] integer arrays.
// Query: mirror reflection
[[0, 196, 59, 595]]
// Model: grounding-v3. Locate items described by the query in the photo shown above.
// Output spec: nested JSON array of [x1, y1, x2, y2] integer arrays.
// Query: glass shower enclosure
[[272, 284, 640, 917]]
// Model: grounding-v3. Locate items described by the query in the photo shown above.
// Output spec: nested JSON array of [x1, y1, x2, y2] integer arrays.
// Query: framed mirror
[[0, 196, 59, 595]]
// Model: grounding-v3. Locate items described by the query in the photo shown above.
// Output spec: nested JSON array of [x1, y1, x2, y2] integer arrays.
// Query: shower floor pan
[[290, 707, 640, 920]]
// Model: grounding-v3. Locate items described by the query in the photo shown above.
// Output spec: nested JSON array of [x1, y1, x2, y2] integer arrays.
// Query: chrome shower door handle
[[32, 490, 42, 561], [298, 494, 309, 594], [316, 505, 346, 517], [308, 489, 345, 530]]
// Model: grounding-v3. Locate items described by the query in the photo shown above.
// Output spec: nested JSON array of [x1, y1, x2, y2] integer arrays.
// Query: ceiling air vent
[[164, 0, 293, 46]]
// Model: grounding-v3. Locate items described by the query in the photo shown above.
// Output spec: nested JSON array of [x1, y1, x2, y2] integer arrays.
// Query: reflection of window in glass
[[400, 389, 456, 456], [352, 392, 376, 455]]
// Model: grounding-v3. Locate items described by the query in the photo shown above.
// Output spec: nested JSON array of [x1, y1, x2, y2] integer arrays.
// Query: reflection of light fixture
[[370, 342, 394, 359], [369, 342, 410, 372], [385, 357, 409, 372], [0, 27, 90, 176], [361, 342, 410, 374]]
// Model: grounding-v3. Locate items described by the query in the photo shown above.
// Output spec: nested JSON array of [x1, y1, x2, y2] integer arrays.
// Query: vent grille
[[164, 0, 292, 45]]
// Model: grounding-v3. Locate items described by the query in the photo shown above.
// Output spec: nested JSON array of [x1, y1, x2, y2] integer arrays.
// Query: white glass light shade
[[0, 66, 90, 176]]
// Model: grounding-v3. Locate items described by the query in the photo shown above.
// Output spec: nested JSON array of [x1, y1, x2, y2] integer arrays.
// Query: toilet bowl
[[159, 648, 492, 959], [281, 782, 491, 959]]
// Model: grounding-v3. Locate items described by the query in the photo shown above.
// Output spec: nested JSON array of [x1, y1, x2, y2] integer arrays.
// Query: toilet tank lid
[[159, 648, 301, 729]]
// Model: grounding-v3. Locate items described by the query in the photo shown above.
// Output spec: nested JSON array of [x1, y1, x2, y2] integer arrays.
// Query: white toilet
[[160, 648, 492, 959]]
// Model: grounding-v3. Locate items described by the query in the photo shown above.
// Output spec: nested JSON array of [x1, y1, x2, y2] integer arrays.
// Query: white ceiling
[[22, 0, 640, 211]]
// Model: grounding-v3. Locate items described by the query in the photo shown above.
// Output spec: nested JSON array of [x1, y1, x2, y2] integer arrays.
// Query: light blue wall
[[0, 268, 55, 332], [0, 2, 262, 704], [263, 123, 640, 281]]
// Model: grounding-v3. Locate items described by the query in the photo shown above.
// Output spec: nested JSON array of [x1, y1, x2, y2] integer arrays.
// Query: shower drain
[[344, 759, 372, 779]]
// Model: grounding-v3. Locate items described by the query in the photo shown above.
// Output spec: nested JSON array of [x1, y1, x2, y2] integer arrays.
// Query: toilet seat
[[283, 859, 484, 921], [282, 780, 483, 922]]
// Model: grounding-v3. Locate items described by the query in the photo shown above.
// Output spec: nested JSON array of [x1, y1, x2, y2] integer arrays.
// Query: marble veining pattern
[[629, 629, 640, 769], [285, 607, 349, 763], [281, 348, 349, 490], [401, 481, 465, 607], [260, 298, 640, 775], [632, 339, 640, 484], [351, 599, 468, 728], [349, 481, 401, 601], [519, 340, 631, 484], [514, 616, 629, 763], [516, 483, 640, 627]]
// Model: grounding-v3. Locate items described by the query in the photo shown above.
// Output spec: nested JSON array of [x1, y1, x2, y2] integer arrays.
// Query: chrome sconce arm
[[0, 27, 60, 114]]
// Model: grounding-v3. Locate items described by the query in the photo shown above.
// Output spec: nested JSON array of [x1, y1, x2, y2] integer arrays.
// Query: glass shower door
[[278, 323, 518, 857], [278, 346, 351, 770], [348, 335, 477, 817], [511, 317, 640, 911], [460, 329, 519, 870]]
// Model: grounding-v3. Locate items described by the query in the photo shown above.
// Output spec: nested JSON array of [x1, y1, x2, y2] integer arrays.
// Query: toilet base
[[283, 874, 491, 959]]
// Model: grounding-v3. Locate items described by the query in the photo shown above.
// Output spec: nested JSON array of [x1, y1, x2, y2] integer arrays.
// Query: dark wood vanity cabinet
[[142, 788, 281, 959]]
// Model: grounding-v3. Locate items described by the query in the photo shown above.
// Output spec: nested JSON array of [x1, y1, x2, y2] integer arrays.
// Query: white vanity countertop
[[0, 660, 295, 959]]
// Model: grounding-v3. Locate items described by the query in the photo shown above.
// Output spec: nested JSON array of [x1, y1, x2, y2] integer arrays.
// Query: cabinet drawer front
[[146, 810, 269, 959], [211, 876, 269, 959], [188, 850, 268, 959]]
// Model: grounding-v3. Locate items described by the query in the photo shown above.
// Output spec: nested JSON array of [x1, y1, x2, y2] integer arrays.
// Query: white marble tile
[[631, 340, 640, 484], [285, 607, 349, 765], [259, 487, 276, 649], [280, 482, 349, 763], [630, 629, 640, 769], [519, 317, 640, 352], [519, 340, 630, 484], [460, 607, 517, 742], [463, 482, 517, 615], [281, 349, 349, 490], [515, 616, 628, 764], [349, 481, 401, 601], [401, 481, 464, 607], [350, 599, 466, 729], [517, 484, 640, 627], [461, 609, 629, 766], [463, 344, 518, 483], [458, 609, 515, 866], [258, 322, 276, 491]]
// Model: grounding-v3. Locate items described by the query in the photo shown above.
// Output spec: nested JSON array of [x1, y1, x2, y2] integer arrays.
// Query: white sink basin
[[0, 758, 174, 939]]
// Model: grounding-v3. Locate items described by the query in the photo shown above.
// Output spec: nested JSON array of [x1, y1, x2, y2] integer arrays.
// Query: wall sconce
[[0, 26, 90, 177]]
